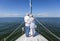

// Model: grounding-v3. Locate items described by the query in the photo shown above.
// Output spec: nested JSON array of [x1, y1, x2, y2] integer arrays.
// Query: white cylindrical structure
[[30, 0, 32, 14]]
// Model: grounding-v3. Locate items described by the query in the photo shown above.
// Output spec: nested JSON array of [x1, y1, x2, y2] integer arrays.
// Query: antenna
[[30, 0, 32, 14]]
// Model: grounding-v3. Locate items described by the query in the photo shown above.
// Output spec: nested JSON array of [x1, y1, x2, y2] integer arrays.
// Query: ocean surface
[[0, 17, 60, 41]]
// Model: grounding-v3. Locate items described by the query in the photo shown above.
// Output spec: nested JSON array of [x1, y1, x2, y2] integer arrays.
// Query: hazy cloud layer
[[0, 12, 60, 17], [33, 12, 60, 17], [0, 13, 22, 17]]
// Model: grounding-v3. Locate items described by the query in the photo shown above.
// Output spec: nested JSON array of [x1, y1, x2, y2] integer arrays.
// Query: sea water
[[0, 17, 60, 41]]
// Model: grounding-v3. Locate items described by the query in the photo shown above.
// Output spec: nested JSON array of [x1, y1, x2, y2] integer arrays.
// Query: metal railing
[[1, 22, 24, 41], [1, 18, 60, 41], [35, 18, 60, 41]]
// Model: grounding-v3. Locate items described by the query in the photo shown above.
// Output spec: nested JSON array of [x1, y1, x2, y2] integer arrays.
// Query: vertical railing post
[[4, 38, 6, 41]]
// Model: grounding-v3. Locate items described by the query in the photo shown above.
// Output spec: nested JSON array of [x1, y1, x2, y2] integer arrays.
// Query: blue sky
[[0, 0, 60, 17]]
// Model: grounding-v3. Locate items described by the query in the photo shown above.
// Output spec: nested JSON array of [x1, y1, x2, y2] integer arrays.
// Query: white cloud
[[33, 12, 49, 17], [0, 12, 60, 17], [33, 12, 60, 17], [0, 13, 22, 17]]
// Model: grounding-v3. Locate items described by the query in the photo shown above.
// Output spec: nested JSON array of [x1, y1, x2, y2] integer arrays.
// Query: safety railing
[[1, 18, 60, 41], [1, 22, 24, 41], [35, 18, 60, 41]]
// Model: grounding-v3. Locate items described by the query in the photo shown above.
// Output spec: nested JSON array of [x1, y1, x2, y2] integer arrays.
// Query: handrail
[[37, 27, 53, 41], [3, 22, 24, 41], [35, 18, 60, 40], [10, 27, 24, 41], [1, 18, 60, 41]]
